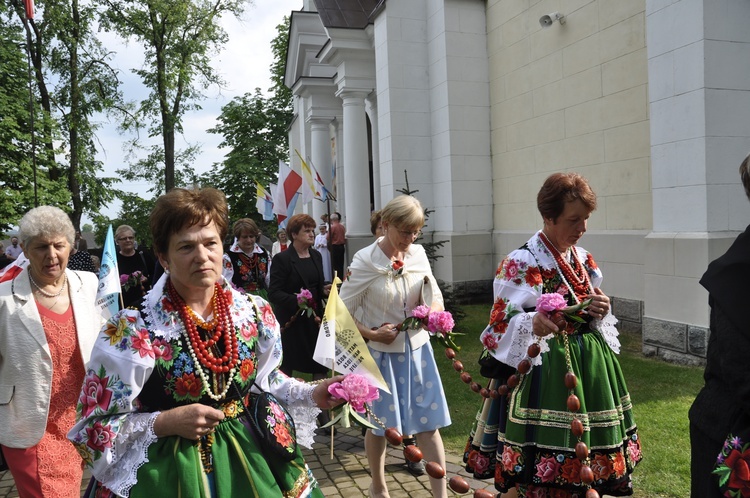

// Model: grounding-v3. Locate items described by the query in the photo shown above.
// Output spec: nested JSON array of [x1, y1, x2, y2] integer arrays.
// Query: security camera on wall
[[539, 12, 565, 27]]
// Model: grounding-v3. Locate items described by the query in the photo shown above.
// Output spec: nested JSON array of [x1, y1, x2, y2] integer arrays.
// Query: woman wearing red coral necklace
[[464, 173, 641, 498], [70, 188, 343, 498]]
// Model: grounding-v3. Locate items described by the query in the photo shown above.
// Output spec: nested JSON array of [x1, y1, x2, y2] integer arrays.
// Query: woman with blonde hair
[[340, 195, 450, 498]]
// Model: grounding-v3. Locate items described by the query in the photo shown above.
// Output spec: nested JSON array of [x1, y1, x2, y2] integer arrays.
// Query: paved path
[[0, 428, 497, 497]]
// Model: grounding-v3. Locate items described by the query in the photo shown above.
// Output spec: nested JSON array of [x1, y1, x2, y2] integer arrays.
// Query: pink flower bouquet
[[296, 288, 316, 318], [327, 374, 380, 413], [535, 293, 592, 332], [323, 374, 380, 430], [398, 305, 462, 350], [120, 271, 147, 292]]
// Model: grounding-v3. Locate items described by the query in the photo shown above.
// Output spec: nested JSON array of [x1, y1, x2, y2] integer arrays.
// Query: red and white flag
[[272, 161, 302, 228]]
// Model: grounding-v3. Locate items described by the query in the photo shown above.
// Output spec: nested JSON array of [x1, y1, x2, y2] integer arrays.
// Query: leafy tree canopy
[[203, 16, 291, 226]]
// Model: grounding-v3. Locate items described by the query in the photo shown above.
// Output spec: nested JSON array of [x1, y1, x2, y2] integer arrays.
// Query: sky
[[89, 0, 302, 224]]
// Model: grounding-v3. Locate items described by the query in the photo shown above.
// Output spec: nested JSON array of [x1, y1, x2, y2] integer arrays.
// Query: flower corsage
[[388, 259, 405, 278], [322, 374, 380, 429], [399, 305, 463, 350]]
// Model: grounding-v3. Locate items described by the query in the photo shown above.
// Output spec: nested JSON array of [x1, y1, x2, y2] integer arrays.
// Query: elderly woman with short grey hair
[[0, 206, 101, 497]]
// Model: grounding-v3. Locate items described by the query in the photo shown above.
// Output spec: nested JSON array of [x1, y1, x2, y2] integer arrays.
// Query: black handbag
[[237, 383, 298, 462], [478, 348, 516, 379]]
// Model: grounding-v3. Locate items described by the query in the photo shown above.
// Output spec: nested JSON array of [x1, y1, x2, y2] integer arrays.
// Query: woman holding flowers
[[268, 214, 330, 380], [115, 224, 155, 309], [339, 195, 450, 498], [69, 189, 343, 497], [464, 173, 640, 497]]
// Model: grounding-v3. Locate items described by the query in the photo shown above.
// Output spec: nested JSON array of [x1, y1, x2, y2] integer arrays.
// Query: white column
[[309, 118, 332, 223], [365, 94, 380, 211], [339, 90, 370, 236]]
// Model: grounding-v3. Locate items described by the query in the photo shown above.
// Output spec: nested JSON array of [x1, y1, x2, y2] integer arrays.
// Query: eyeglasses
[[117, 236, 135, 241], [397, 229, 422, 239]]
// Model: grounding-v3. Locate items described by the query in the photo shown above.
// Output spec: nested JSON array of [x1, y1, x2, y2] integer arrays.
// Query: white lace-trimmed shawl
[[339, 239, 443, 351], [482, 231, 620, 369]]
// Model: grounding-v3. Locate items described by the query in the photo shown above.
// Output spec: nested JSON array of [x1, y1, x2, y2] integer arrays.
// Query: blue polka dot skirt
[[368, 339, 451, 436]]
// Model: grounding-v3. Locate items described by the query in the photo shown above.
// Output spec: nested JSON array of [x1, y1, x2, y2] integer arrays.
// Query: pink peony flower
[[327, 374, 380, 413], [411, 304, 430, 320], [535, 293, 567, 314], [427, 311, 455, 334], [296, 288, 313, 305], [120, 274, 129, 285]]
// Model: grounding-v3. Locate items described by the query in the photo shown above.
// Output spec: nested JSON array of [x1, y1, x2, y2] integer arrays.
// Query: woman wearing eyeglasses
[[115, 225, 155, 309], [339, 195, 450, 498]]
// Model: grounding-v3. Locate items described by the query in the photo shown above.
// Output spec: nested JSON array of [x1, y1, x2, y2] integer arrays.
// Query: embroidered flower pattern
[[78, 371, 114, 418], [501, 445, 523, 473], [263, 398, 296, 455], [714, 433, 750, 496], [479, 296, 522, 353], [71, 281, 274, 479]]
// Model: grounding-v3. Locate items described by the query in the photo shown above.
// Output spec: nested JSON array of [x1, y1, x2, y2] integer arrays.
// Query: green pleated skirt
[[467, 330, 642, 497], [88, 417, 322, 498]]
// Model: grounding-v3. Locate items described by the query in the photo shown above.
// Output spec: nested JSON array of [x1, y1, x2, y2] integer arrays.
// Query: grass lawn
[[437, 304, 704, 498]]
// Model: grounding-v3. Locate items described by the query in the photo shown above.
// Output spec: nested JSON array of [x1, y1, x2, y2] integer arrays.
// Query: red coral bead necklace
[[539, 230, 592, 302], [167, 280, 239, 401]]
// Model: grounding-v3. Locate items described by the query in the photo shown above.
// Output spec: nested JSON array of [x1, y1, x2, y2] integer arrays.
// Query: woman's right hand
[[367, 323, 399, 344], [153, 403, 226, 440], [532, 312, 560, 337]]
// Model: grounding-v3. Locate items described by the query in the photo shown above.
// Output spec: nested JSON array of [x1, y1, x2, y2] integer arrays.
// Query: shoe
[[406, 458, 426, 476]]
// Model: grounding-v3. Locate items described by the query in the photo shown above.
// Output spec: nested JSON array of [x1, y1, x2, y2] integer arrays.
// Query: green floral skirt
[[466, 330, 642, 497], [88, 417, 321, 498]]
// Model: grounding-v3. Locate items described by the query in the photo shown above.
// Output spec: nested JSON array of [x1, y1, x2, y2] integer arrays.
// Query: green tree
[[4, 0, 123, 230], [203, 17, 292, 222], [92, 192, 155, 248], [99, 0, 250, 192], [0, 18, 69, 230]]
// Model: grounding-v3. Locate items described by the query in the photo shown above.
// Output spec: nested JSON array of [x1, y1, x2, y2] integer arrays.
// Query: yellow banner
[[313, 278, 390, 393]]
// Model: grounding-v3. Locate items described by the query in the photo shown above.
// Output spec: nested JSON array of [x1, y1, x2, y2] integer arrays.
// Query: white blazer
[[0, 268, 101, 448]]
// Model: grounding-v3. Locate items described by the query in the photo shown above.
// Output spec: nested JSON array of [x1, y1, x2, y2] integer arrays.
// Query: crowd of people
[[4, 166, 747, 497]]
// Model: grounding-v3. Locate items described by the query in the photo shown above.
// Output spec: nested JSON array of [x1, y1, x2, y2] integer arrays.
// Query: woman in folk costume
[[339, 195, 451, 498], [464, 173, 641, 497], [68, 188, 342, 498], [222, 218, 271, 298]]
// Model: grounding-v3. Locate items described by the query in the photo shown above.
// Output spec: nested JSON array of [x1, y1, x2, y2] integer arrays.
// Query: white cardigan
[[0, 268, 101, 448]]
